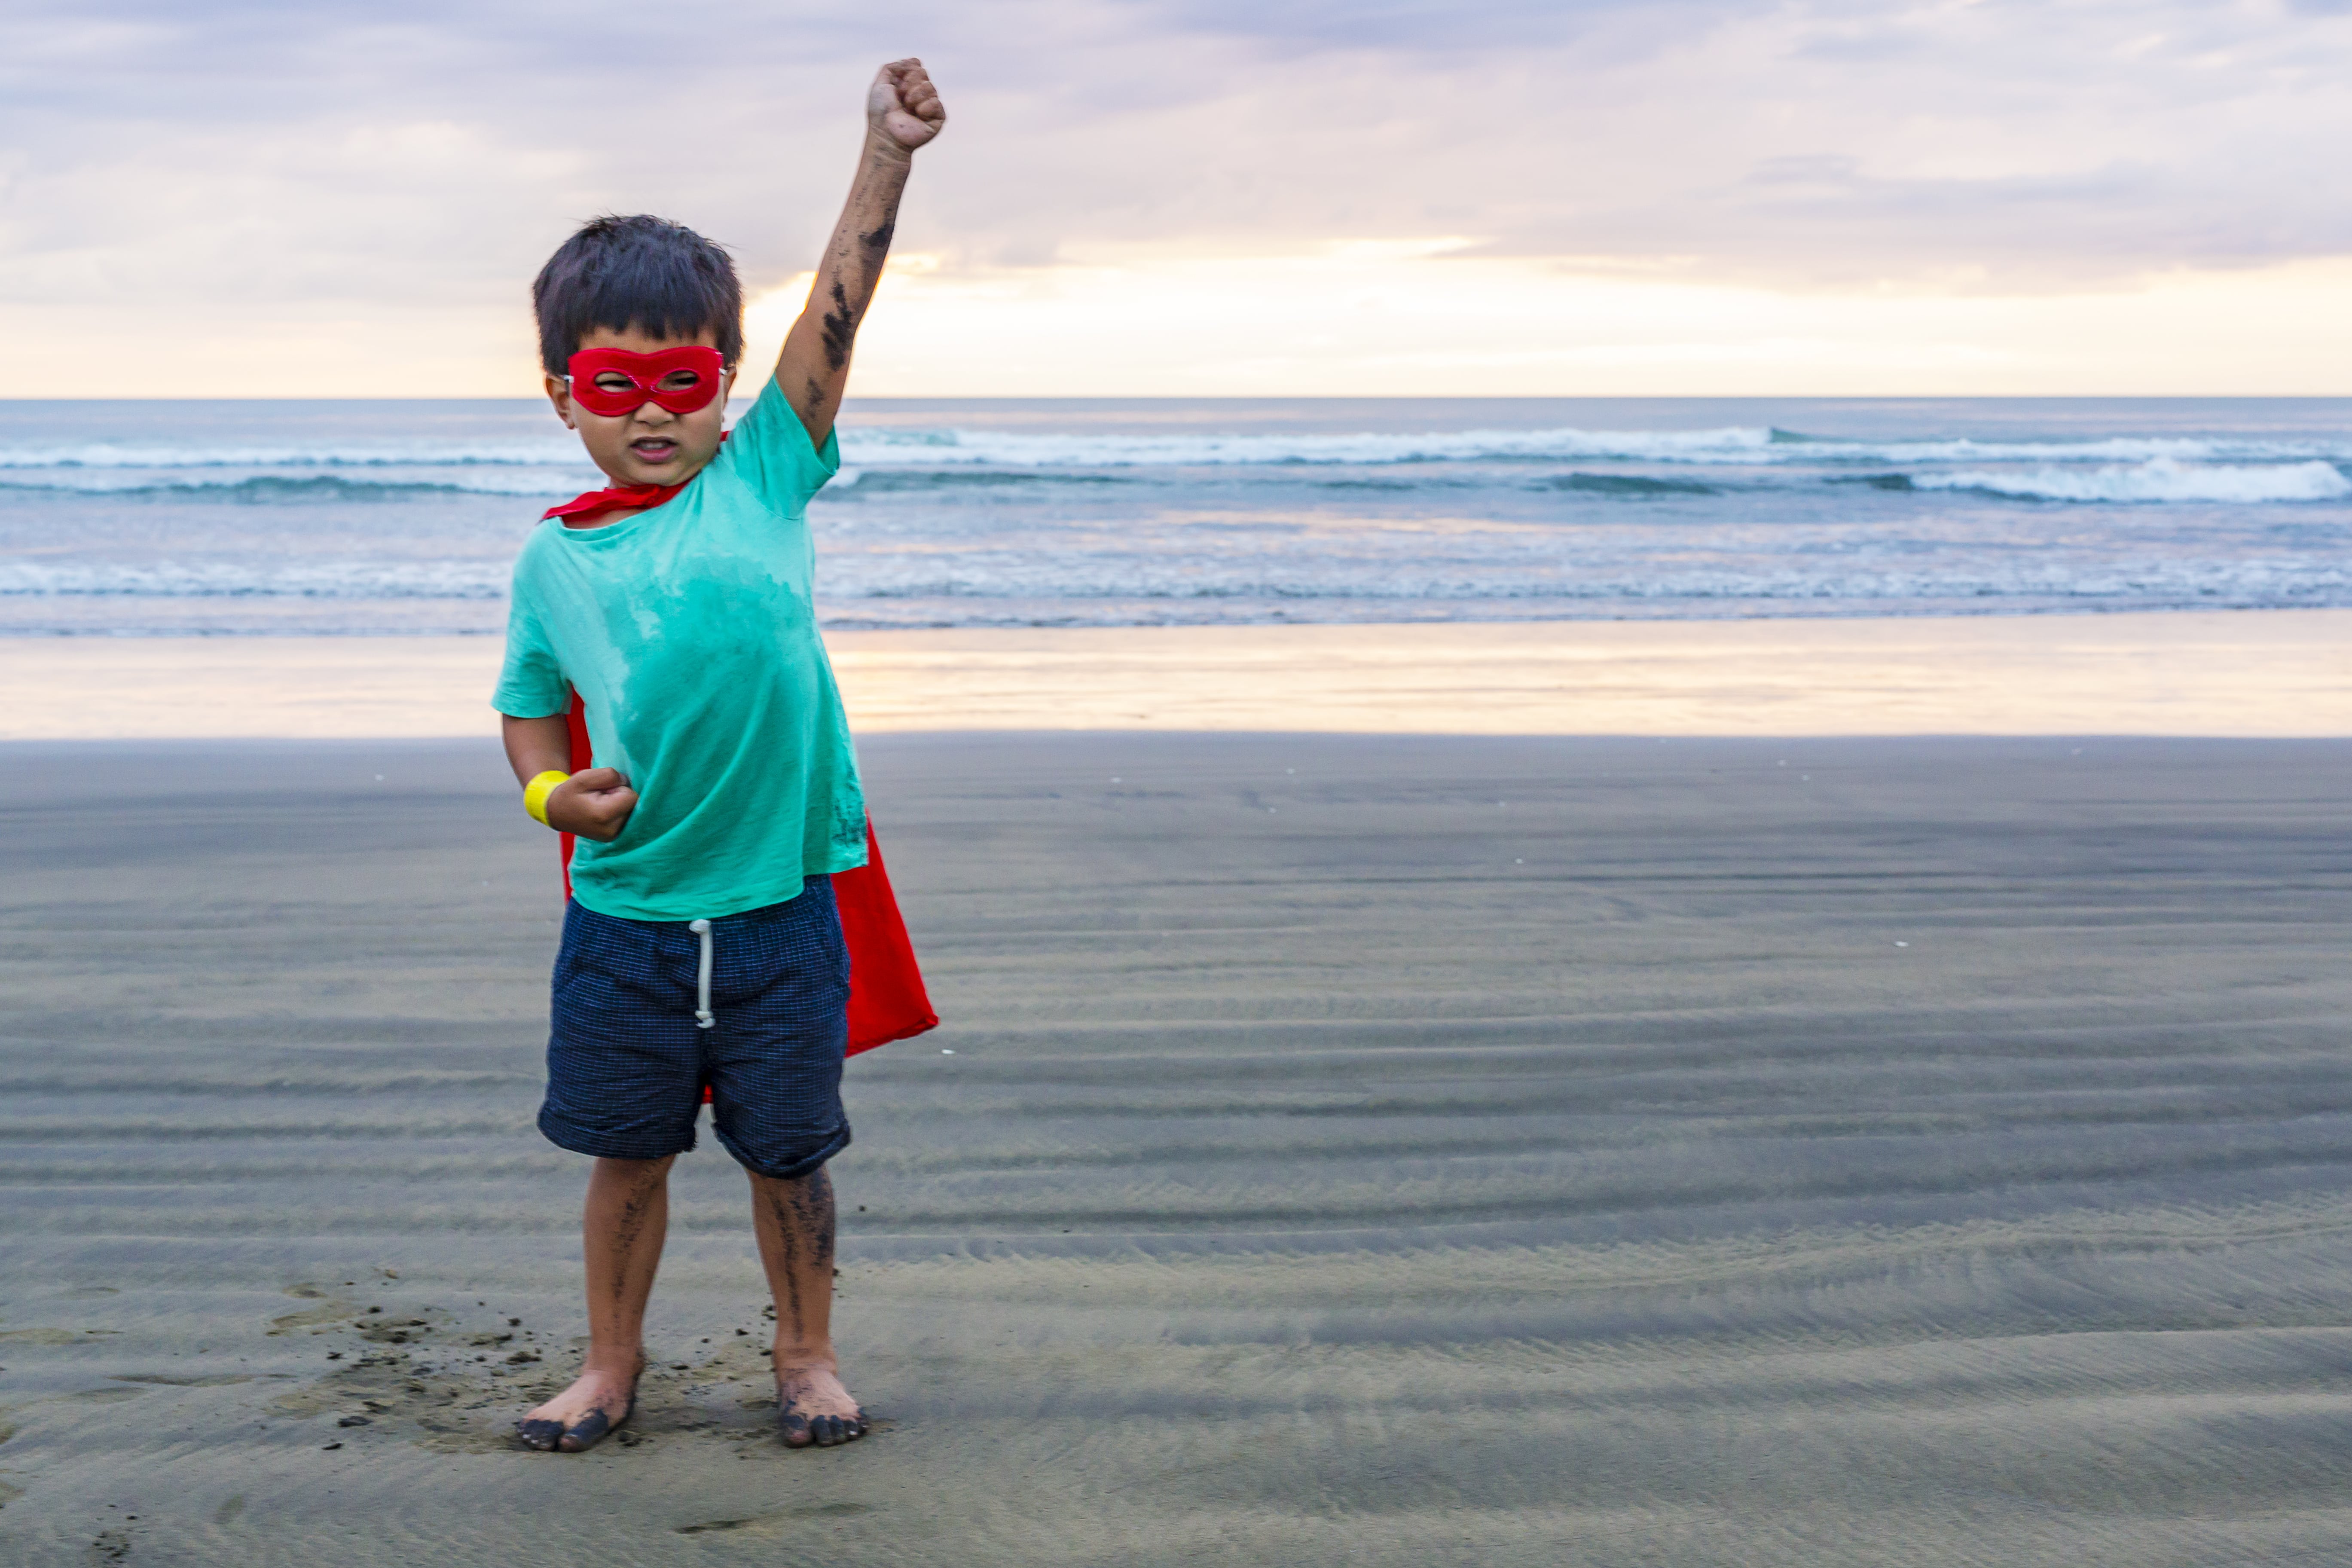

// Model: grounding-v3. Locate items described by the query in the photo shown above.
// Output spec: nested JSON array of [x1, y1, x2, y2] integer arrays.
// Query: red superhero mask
[[563, 347, 727, 418]]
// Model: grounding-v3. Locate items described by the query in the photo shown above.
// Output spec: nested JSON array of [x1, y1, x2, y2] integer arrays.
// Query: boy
[[492, 59, 946, 1454]]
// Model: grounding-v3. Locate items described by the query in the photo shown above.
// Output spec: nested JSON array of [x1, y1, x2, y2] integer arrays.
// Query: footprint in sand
[[267, 1302, 361, 1336], [675, 1504, 875, 1534]]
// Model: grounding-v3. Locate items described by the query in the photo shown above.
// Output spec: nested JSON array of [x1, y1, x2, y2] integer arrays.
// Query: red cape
[[558, 694, 937, 1058]]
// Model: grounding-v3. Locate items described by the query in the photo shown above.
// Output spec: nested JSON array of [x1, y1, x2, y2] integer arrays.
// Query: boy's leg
[[749, 1164, 866, 1447], [698, 880, 861, 1448], [519, 1153, 672, 1451], [525, 899, 710, 1450]]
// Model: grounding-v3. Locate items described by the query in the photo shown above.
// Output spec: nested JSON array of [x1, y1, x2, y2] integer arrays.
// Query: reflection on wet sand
[[3, 608, 2346, 739]]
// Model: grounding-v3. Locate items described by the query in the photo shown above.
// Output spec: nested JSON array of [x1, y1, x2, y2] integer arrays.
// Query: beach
[[13, 3, 2352, 1559], [6, 615, 2352, 1565]]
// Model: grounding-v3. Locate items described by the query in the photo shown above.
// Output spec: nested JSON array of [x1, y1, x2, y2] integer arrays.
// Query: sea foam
[[0, 440, 583, 470], [1912, 459, 2352, 504]]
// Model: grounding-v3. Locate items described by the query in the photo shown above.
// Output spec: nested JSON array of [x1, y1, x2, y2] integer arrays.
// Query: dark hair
[[532, 214, 743, 375]]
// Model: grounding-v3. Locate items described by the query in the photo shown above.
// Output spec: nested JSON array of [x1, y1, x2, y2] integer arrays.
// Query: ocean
[[3, 395, 2348, 636]]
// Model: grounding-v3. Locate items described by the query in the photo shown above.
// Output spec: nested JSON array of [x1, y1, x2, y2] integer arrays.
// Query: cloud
[[5, 0, 2352, 391], [1137, 0, 1756, 54]]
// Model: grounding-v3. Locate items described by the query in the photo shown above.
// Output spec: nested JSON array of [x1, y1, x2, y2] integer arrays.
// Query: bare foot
[[517, 1356, 642, 1452], [776, 1363, 866, 1448]]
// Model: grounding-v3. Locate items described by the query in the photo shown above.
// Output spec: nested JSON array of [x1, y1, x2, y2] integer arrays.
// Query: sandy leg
[[750, 1165, 866, 1447], [519, 1153, 671, 1450]]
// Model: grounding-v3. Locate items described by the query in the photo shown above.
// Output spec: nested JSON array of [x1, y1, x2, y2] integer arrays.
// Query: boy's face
[[544, 324, 737, 488]]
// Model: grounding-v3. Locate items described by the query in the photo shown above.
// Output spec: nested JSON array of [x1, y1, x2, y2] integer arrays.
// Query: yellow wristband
[[523, 770, 570, 828]]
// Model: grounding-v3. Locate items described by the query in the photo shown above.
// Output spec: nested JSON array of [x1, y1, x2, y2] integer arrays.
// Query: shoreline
[[2, 607, 2346, 740]]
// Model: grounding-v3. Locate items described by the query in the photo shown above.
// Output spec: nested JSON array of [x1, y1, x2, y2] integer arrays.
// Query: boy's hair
[[532, 214, 744, 375]]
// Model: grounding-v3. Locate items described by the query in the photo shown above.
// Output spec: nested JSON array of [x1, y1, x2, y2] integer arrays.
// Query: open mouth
[[629, 437, 680, 464]]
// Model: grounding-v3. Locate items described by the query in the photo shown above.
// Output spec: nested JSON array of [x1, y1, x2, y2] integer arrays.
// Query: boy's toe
[[516, 1418, 565, 1452], [557, 1412, 611, 1452], [777, 1377, 865, 1449], [556, 1400, 632, 1453], [778, 1407, 866, 1447]]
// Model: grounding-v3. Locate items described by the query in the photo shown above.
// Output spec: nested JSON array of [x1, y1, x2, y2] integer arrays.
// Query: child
[[492, 59, 946, 1453]]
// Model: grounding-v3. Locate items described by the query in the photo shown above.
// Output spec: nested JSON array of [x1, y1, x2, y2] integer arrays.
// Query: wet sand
[[6, 731, 2352, 1565], [6, 608, 2349, 739]]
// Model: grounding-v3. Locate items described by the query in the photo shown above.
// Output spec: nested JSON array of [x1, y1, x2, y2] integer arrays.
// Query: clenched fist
[[545, 767, 637, 843], [869, 58, 946, 156]]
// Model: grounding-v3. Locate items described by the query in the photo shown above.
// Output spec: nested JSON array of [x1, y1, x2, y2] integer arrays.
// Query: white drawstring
[[688, 918, 715, 1030]]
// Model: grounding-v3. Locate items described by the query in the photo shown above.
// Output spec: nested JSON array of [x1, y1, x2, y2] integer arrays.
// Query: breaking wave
[[835, 427, 2352, 471], [0, 440, 581, 470], [0, 472, 589, 500], [1911, 459, 2351, 504]]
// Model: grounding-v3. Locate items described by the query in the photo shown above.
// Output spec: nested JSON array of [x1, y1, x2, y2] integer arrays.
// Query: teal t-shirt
[[492, 378, 867, 922]]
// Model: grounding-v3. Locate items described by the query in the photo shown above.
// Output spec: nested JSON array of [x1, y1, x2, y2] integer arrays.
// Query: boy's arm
[[501, 712, 638, 843], [774, 58, 946, 447]]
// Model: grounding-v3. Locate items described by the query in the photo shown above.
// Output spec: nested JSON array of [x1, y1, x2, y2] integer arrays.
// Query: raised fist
[[869, 58, 946, 154]]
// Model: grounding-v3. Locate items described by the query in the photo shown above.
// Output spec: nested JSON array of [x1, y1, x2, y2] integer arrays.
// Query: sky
[[6, 0, 2352, 397]]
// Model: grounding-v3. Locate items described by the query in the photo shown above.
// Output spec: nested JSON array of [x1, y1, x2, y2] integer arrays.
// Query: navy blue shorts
[[539, 880, 852, 1180]]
